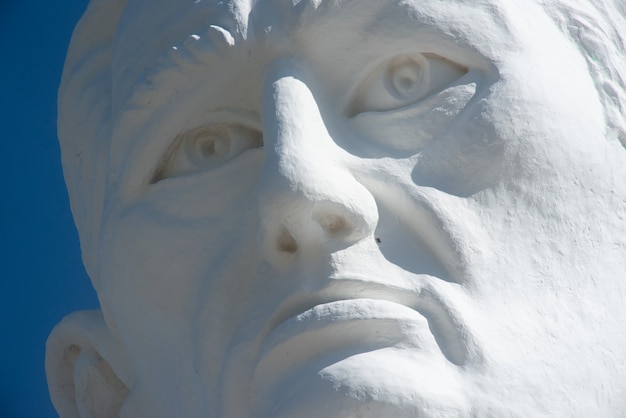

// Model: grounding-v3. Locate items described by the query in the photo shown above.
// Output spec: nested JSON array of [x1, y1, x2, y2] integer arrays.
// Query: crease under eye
[[152, 123, 263, 183], [347, 53, 468, 116]]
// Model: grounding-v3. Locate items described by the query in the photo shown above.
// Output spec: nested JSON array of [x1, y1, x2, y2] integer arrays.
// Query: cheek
[[97, 150, 264, 335], [411, 93, 505, 197], [97, 197, 260, 339]]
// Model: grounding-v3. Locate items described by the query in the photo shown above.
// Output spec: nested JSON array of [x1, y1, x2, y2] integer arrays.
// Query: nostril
[[277, 228, 298, 253], [312, 202, 356, 238], [313, 212, 350, 236]]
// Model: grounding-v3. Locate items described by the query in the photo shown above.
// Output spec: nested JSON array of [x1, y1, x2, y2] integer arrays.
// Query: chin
[[247, 347, 469, 418]]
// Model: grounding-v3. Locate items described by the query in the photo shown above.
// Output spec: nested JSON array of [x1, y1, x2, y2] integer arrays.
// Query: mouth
[[252, 276, 469, 388]]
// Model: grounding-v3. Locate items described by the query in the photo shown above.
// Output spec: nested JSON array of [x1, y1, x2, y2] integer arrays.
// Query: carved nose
[[258, 60, 378, 267]]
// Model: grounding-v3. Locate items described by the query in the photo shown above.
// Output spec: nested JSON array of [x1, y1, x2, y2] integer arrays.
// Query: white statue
[[47, 0, 626, 416]]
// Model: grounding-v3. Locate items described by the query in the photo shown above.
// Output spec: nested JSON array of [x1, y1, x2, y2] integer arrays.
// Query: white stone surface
[[47, 0, 626, 416]]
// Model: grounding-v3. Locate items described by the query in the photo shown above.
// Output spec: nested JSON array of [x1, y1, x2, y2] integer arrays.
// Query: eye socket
[[347, 53, 468, 116], [153, 123, 263, 182]]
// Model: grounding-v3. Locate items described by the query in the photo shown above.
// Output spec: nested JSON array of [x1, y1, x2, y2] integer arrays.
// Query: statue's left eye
[[153, 123, 263, 182], [347, 53, 468, 116]]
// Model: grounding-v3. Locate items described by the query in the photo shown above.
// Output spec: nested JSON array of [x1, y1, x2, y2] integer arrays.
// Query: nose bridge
[[258, 60, 378, 266], [261, 61, 334, 190]]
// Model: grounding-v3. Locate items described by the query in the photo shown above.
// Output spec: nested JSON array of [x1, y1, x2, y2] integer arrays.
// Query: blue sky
[[1, 1, 98, 417]]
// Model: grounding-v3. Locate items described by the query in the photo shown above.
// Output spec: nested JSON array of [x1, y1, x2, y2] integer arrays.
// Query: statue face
[[75, 0, 625, 416]]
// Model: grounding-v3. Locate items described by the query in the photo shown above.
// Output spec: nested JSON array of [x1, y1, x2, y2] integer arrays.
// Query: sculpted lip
[[252, 276, 470, 388], [252, 298, 430, 388]]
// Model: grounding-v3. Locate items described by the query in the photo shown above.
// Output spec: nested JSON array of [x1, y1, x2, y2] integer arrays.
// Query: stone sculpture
[[47, 0, 626, 416]]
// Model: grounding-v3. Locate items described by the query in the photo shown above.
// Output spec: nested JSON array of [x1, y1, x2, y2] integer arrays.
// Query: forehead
[[115, 0, 522, 51], [111, 0, 528, 100]]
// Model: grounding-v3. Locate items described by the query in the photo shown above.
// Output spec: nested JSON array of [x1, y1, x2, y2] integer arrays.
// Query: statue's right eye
[[153, 123, 263, 182]]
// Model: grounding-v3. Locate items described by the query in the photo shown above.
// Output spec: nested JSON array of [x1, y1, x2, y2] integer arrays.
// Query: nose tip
[[257, 61, 378, 267], [272, 205, 365, 254], [258, 171, 378, 256], [262, 195, 377, 262]]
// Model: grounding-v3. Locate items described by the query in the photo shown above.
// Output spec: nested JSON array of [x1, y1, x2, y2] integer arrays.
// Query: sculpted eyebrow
[[122, 24, 239, 113]]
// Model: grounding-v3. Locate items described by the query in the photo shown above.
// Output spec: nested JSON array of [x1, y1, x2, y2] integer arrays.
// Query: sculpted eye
[[348, 53, 468, 116], [388, 56, 429, 100], [153, 123, 263, 182]]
